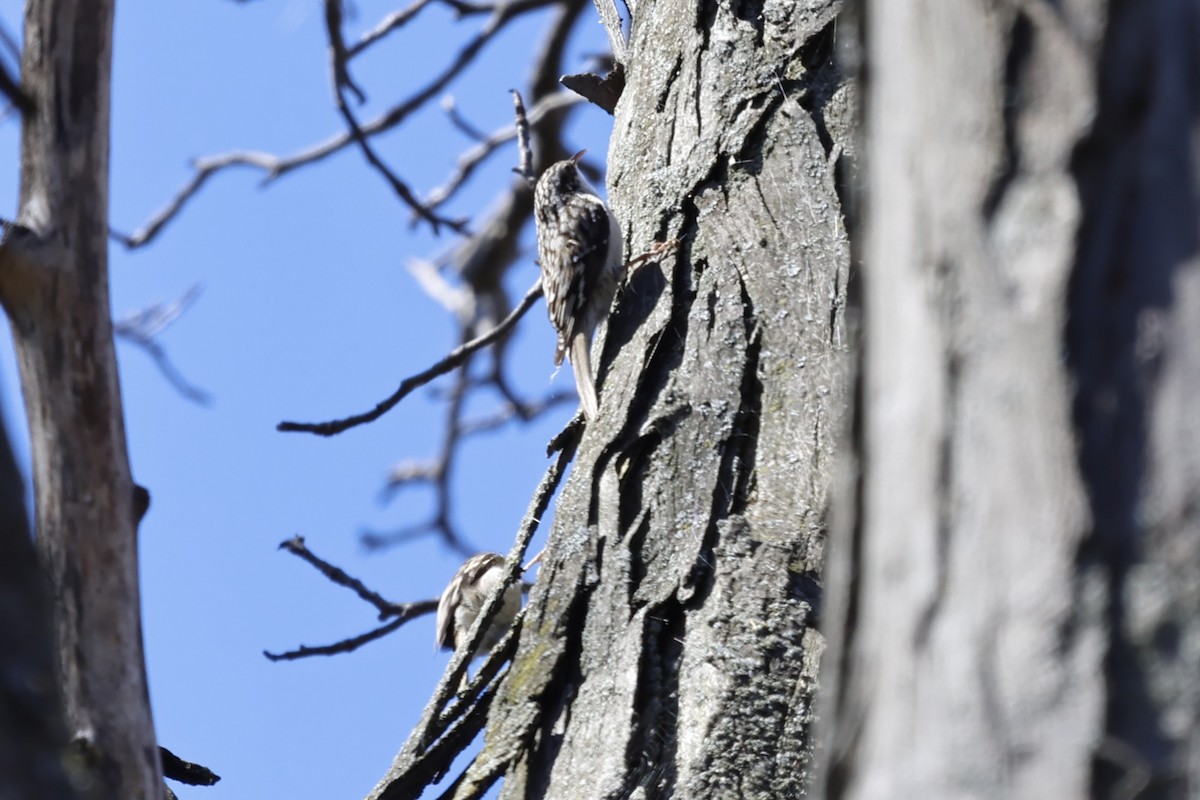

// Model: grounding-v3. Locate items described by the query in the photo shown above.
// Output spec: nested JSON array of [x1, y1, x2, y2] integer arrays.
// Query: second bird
[[533, 150, 624, 421], [436, 553, 522, 667]]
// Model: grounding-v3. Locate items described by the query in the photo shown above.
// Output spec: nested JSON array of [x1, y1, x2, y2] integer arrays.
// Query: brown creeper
[[435, 553, 522, 668], [534, 150, 624, 421]]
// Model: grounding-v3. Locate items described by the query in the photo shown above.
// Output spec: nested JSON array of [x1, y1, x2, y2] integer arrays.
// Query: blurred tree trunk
[[0, 1, 161, 798], [453, 1, 852, 797], [0, 402, 78, 799], [818, 2, 1200, 799]]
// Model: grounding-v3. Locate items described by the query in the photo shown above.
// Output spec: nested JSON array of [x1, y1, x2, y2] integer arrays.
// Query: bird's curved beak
[[571, 148, 588, 164]]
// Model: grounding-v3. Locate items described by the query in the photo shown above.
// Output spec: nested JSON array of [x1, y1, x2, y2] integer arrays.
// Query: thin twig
[[367, 627, 515, 800], [324, 0, 465, 233], [346, 0, 547, 58], [327, 0, 366, 104], [278, 279, 543, 436], [115, 334, 213, 406], [0, 20, 20, 61], [113, 286, 212, 405], [407, 258, 473, 317], [360, 519, 468, 554], [425, 91, 579, 210], [111, 157, 263, 249], [266, 535, 443, 661], [278, 535, 406, 619], [0, 59, 34, 117], [432, 438, 578, 717], [429, 354, 472, 550], [115, 285, 203, 338], [441, 95, 491, 142], [460, 389, 575, 436], [362, 362, 478, 555], [380, 459, 443, 500], [347, 0, 439, 56], [119, 0, 555, 249], [511, 89, 535, 187], [589, 0, 626, 65], [365, 436, 579, 799], [264, 616, 420, 661], [159, 746, 220, 787]]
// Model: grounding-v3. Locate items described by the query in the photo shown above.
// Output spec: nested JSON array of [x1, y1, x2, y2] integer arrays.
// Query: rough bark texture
[[819, 2, 1200, 799], [0, 1, 161, 798], [447, 1, 851, 798]]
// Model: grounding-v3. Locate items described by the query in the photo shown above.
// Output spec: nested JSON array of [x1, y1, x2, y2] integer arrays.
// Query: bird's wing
[[565, 195, 615, 326], [434, 578, 458, 651]]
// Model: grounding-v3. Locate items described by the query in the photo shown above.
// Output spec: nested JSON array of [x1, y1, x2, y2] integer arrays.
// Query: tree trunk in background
[[0, 403, 78, 800], [818, 2, 1200, 798], [456, 1, 851, 797], [0, 1, 161, 798]]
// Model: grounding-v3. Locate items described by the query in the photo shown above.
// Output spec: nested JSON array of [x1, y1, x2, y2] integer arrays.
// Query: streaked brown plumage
[[533, 150, 624, 421], [435, 553, 522, 663]]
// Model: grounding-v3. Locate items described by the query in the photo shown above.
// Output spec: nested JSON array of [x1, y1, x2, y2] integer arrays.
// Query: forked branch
[[277, 279, 543, 436]]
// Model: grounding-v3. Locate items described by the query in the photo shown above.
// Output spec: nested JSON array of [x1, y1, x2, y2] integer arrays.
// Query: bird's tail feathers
[[569, 332, 599, 421]]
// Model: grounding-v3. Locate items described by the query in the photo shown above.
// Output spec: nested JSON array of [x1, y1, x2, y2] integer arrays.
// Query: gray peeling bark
[[818, 2, 1200, 799], [452, 1, 851, 798], [0, 1, 161, 799]]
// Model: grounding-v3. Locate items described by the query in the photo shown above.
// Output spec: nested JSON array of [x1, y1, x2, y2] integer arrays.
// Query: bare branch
[[424, 353, 473, 553], [366, 626, 515, 800], [278, 535, 411, 619], [265, 535, 442, 661], [590, 0, 626, 65], [111, 155, 265, 249], [0, 21, 30, 116], [440, 95, 490, 142], [0, 60, 34, 117], [113, 286, 212, 405], [432, 0, 597, 332], [363, 356, 477, 555], [324, 0, 466, 233], [263, 616, 417, 662], [309, 0, 532, 175], [381, 459, 443, 498], [159, 747, 220, 787], [350, 2, 590, 557], [0, 20, 20, 61], [368, 345, 573, 558], [121, 0, 559, 249], [459, 389, 575, 436], [115, 335, 212, 406], [425, 90, 579, 210], [359, 519, 469, 554], [343, 0, 558, 169], [115, 285, 202, 339], [407, 258, 473, 317], [326, 0, 366, 104], [511, 89, 535, 187], [366, 434, 580, 800], [278, 279, 543, 436], [348, 0, 556, 59], [347, 0, 440, 57], [380, 621, 517, 800]]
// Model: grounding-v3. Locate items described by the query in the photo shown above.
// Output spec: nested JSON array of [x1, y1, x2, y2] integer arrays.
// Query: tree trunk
[[452, 1, 852, 797], [0, 1, 161, 797], [818, 2, 1200, 798], [0, 402, 78, 800]]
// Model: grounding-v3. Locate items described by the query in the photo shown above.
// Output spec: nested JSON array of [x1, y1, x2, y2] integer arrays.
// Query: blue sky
[[0, 1, 611, 796]]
